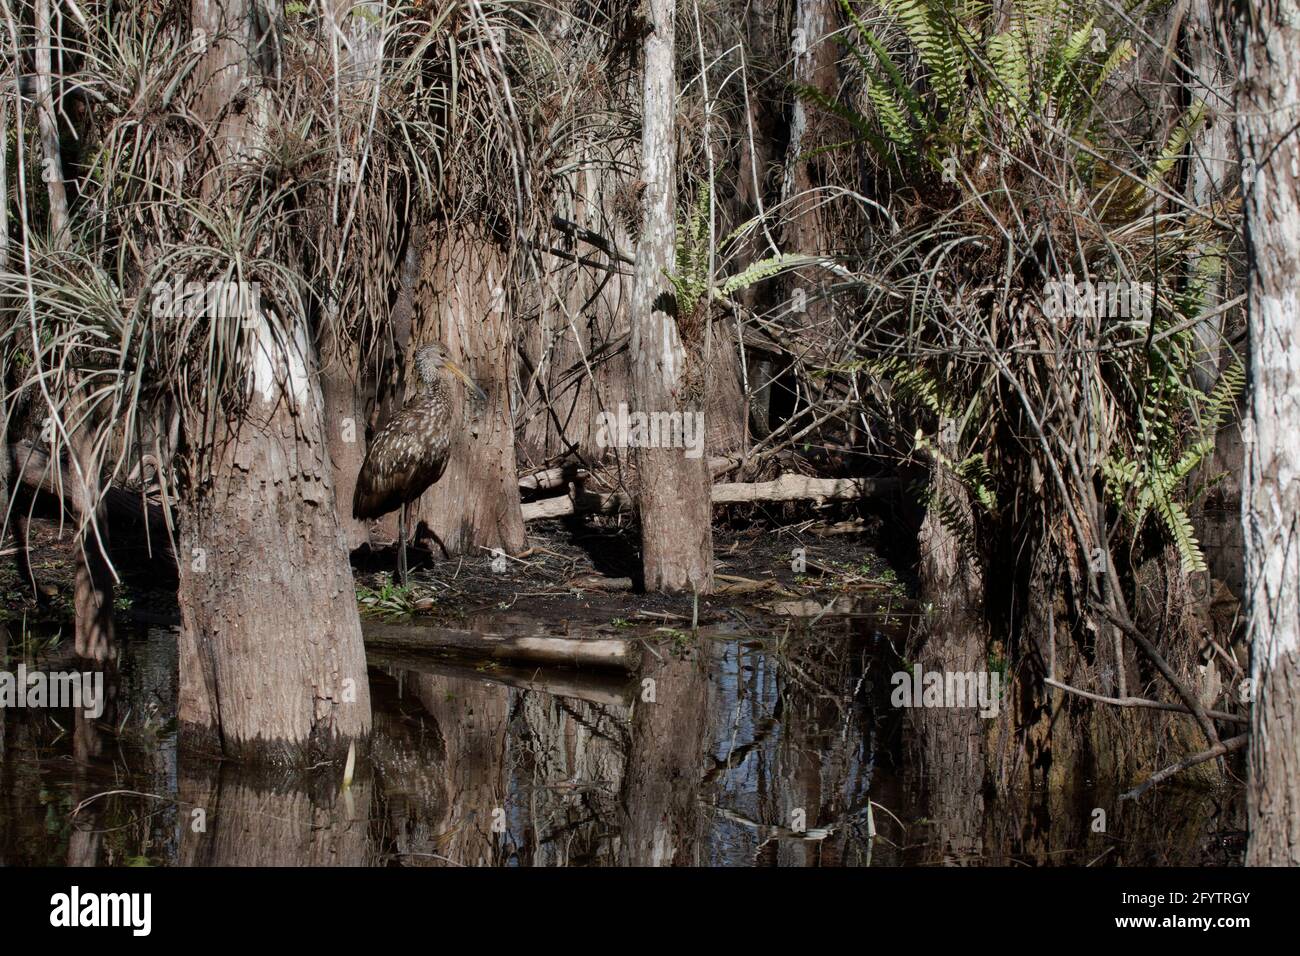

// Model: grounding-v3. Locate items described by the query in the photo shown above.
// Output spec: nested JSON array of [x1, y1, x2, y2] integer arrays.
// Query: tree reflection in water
[[0, 617, 1244, 866]]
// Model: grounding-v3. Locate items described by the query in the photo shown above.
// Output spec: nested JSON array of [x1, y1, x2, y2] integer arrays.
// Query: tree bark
[[1233, 0, 1300, 865], [320, 332, 371, 551], [630, 0, 714, 593], [777, 0, 840, 337], [911, 436, 988, 861], [409, 230, 527, 557], [177, 359, 372, 761], [176, 0, 372, 761]]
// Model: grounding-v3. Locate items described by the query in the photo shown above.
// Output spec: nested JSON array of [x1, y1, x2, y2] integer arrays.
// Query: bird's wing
[[353, 405, 448, 518]]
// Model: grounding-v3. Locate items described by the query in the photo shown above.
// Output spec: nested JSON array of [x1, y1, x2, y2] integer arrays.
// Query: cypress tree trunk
[[409, 229, 527, 557], [177, 0, 371, 761], [630, 0, 714, 593]]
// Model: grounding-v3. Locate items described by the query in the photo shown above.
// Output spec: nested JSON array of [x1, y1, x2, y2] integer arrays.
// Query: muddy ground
[[1, 507, 912, 636]]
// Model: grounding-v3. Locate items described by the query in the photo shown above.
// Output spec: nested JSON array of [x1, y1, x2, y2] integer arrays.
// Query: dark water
[[0, 612, 1244, 866]]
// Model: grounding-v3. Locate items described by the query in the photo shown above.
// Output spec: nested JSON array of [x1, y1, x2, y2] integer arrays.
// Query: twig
[[1119, 733, 1248, 801], [1044, 677, 1247, 724]]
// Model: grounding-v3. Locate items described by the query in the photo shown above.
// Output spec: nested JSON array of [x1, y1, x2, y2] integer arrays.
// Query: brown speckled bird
[[353, 342, 486, 585]]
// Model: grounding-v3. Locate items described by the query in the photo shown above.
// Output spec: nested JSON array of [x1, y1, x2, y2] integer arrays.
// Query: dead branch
[[1043, 676, 1248, 725], [1119, 733, 1248, 801]]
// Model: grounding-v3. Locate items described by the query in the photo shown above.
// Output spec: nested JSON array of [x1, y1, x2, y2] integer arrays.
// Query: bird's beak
[[444, 360, 488, 402]]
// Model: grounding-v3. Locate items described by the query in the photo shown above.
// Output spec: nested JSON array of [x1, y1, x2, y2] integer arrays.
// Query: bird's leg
[[398, 502, 410, 589]]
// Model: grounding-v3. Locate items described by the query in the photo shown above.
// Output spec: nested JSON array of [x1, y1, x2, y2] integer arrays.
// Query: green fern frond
[[716, 254, 816, 299], [931, 486, 980, 556], [871, 357, 944, 415], [1152, 493, 1207, 573], [1089, 37, 1134, 102], [1201, 359, 1245, 435], [1147, 100, 1207, 191]]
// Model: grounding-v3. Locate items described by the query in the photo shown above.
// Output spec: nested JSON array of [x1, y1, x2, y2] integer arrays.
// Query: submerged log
[[362, 620, 640, 671], [367, 646, 635, 706]]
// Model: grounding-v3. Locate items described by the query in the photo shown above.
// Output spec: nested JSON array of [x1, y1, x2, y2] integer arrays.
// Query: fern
[[833, 0, 1134, 168], [666, 191, 712, 316], [665, 191, 819, 314], [861, 356, 944, 415], [1147, 100, 1207, 192], [717, 254, 815, 299], [1103, 359, 1243, 574], [931, 486, 980, 555]]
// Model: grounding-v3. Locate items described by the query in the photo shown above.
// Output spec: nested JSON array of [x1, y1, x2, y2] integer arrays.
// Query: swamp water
[[0, 606, 1244, 866]]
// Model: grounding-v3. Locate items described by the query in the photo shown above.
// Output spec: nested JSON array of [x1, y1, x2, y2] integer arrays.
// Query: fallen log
[[712, 474, 887, 504], [9, 440, 175, 561], [519, 455, 738, 496], [521, 487, 632, 521], [521, 471, 892, 521], [362, 620, 640, 671], [519, 463, 588, 492]]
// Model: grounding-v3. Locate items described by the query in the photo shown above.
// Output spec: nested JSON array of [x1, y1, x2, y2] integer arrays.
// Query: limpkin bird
[[353, 342, 486, 586]]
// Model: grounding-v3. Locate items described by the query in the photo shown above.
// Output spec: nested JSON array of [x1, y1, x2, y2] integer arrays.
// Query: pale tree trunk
[[177, 0, 371, 761], [1186, 1, 1246, 596], [781, 0, 837, 252], [631, 0, 713, 593], [736, 0, 783, 444], [1186, 0, 1235, 386], [409, 230, 526, 557], [1233, 0, 1300, 866], [778, 0, 839, 335]]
